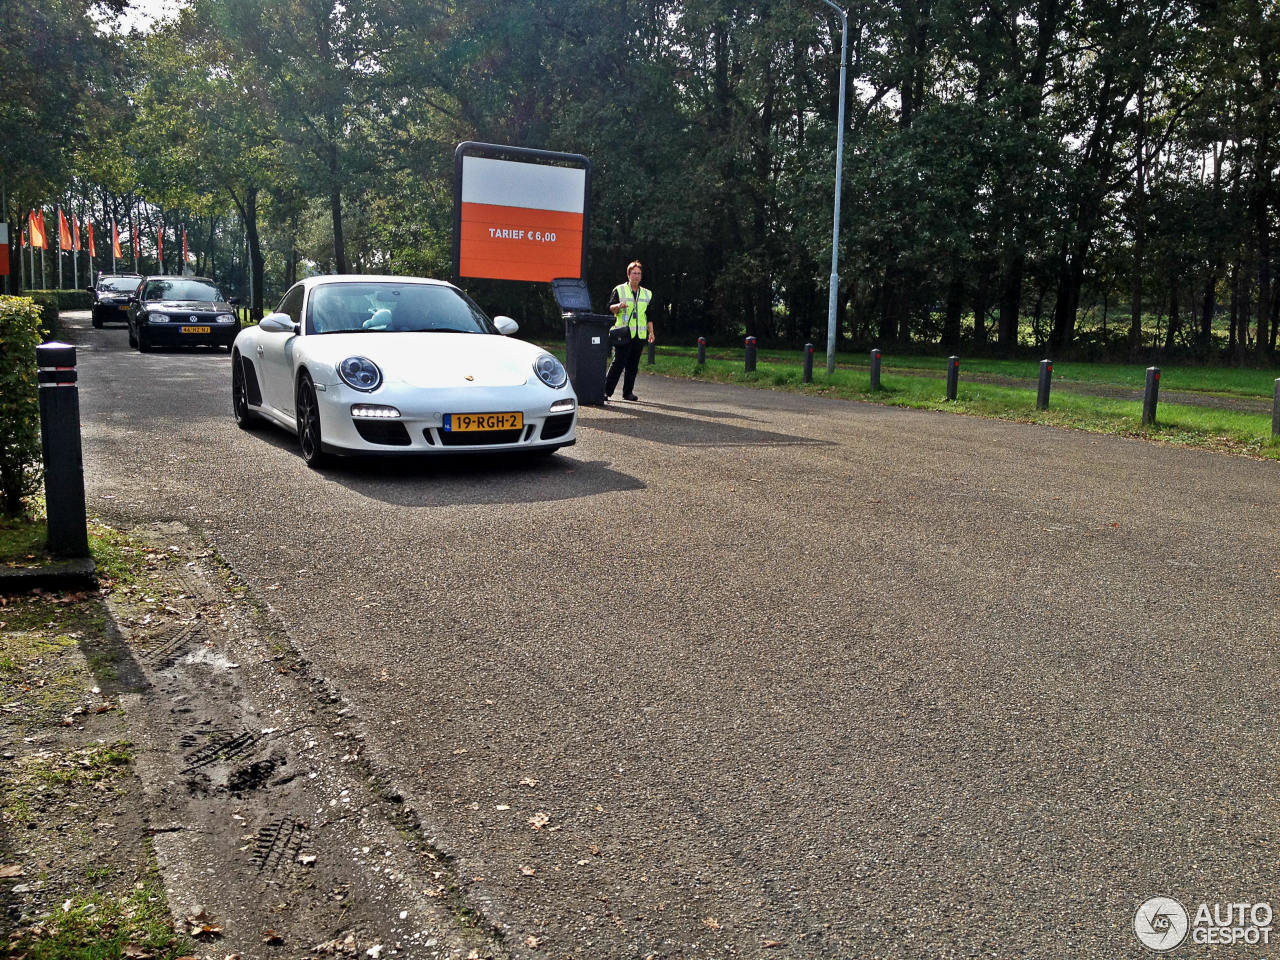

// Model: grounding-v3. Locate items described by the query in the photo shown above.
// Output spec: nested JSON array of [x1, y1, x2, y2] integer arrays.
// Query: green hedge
[[0, 297, 45, 517], [29, 288, 93, 310], [26, 292, 61, 338]]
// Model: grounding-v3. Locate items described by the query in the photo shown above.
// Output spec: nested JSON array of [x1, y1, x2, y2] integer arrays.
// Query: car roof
[[140, 275, 216, 283], [300, 274, 456, 290]]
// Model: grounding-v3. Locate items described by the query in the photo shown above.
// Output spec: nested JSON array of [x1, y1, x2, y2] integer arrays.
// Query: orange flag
[[156, 225, 163, 262], [182, 226, 189, 263], [112, 221, 122, 259], [29, 210, 47, 249], [87, 220, 97, 258], [58, 209, 72, 249], [73, 216, 82, 252]]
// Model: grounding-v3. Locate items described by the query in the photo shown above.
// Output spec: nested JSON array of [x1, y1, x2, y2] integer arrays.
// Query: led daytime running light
[[351, 404, 401, 419]]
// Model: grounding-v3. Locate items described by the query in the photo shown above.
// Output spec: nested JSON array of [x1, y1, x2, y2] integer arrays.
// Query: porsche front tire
[[295, 373, 329, 468]]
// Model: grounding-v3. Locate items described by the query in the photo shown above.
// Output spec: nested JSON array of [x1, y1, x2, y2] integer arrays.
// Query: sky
[[109, 0, 185, 34]]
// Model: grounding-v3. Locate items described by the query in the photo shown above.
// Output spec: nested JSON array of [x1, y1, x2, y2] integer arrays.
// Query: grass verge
[[575, 347, 1280, 459]]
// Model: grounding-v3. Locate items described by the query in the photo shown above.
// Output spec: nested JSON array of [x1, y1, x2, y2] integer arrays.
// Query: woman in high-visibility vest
[[605, 260, 656, 401]]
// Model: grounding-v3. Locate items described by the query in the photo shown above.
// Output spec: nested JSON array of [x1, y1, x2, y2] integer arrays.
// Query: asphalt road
[[67, 311, 1279, 958]]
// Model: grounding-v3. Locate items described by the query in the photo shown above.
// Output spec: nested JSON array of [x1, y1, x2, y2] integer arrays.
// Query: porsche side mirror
[[494, 315, 519, 336], [259, 313, 297, 334]]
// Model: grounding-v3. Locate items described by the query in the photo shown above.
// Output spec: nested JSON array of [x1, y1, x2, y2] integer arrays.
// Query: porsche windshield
[[142, 279, 223, 302], [306, 282, 497, 335]]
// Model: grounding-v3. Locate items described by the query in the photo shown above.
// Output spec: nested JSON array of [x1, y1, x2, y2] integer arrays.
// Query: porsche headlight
[[338, 356, 382, 392], [533, 354, 567, 389]]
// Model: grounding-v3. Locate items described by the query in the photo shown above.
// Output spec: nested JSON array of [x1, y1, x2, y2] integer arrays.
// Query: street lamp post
[[819, 0, 848, 375]]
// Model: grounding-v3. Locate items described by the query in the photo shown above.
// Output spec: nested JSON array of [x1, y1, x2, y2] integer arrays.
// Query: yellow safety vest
[[612, 283, 651, 339]]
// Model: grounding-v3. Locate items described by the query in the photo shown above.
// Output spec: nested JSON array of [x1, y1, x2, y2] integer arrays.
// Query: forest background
[[3, 0, 1277, 361]]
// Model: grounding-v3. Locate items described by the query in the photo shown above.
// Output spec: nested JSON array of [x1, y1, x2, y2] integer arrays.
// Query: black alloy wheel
[[295, 374, 328, 468], [232, 354, 260, 430]]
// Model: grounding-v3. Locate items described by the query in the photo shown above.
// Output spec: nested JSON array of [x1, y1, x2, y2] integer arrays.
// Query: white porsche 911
[[231, 275, 577, 467]]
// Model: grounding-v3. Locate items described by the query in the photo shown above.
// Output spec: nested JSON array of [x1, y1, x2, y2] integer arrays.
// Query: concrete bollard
[[697, 337, 706, 365], [745, 336, 757, 372], [647, 341, 655, 365], [1273, 379, 1279, 438], [1036, 359, 1053, 411], [803, 343, 814, 383], [36, 342, 89, 558], [870, 349, 881, 391], [946, 355, 960, 401], [1142, 367, 1160, 426]]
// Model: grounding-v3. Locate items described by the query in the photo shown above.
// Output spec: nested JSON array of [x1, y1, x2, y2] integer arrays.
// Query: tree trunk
[[972, 261, 990, 346], [1164, 283, 1180, 353], [1128, 82, 1147, 353], [942, 258, 964, 350], [998, 252, 1022, 354]]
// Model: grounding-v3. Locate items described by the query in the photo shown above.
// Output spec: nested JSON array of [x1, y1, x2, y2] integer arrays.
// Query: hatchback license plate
[[181, 325, 211, 334], [445, 412, 523, 432]]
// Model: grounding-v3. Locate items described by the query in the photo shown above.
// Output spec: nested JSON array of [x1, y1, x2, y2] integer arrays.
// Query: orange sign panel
[[458, 155, 587, 282]]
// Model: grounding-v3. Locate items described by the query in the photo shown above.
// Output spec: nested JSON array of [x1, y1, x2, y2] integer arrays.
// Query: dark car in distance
[[126, 276, 241, 352], [91, 274, 142, 328]]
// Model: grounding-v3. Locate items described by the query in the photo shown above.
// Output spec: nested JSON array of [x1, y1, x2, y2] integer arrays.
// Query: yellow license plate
[[445, 412, 523, 432], [181, 325, 211, 334]]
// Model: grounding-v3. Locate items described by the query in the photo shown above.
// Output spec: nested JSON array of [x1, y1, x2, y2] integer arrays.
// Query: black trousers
[[605, 337, 645, 396]]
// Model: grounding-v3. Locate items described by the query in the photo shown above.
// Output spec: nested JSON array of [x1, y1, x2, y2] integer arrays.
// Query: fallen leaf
[[524, 935, 542, 947], [262, 930, 284, 945], [528, 812, 550, 830], [0, 865, 23, 878], [297, 854, 317, 866], [519, 777, 539, 787], [703, 918, 722, 930], [520, 865, 536, 876], [122, 944, 153, 958], [763, 939, 785, 948]]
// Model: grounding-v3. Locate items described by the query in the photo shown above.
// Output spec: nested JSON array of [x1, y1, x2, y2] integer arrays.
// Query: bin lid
[[551, 277, 593, 313]]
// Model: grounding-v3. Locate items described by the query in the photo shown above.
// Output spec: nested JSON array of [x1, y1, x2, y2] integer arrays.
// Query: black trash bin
[[552, 278, 613, 405]]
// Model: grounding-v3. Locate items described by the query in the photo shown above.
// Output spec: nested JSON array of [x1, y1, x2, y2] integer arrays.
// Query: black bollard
[[1142, 367, 1160, 426], [870, 349, 882, 391], [697, 337, 706, 365], [1036, 359, 1053, 411], [803, 343, 814, 383], [647, 341, 655, 365], [745, 336, 757, 372], [36, 342, 89, 558], [1274, 379, 1280, 438], [946, 355, 960, 401]]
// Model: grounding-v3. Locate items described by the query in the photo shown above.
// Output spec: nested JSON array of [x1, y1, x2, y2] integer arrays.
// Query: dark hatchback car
[[91, 274, 142, 328], [127, 276, 241, 352]]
